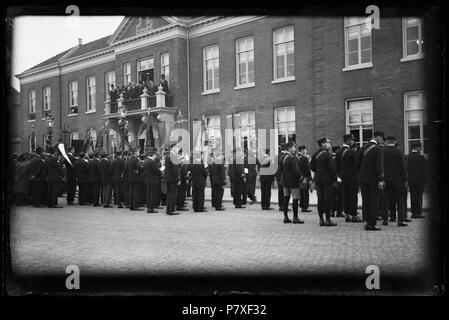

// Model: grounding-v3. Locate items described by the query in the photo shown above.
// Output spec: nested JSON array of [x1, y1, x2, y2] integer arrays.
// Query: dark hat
[[317, 137, 330, 145], [373, 131, 385, 138], [297, 145, 306, 151], [411, 141, 422, 148], [35, 146, 43, 154], [47, 147, 56, 154], [343, 134, 355, 142]]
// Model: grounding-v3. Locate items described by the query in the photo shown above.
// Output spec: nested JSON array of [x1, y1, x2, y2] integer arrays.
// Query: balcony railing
[[104, 86, 171, 115], [28, 112, 36, 121], [123, 98, 141, 111]]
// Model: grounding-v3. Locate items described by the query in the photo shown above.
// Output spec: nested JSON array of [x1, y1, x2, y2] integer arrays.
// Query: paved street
[[10, 192, 431, 282]]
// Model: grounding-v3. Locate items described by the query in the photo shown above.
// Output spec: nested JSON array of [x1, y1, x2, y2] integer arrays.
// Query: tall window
[[160, 52, 169, 83], [402, 18, 424, 60], [405, 91, 428, 154], [69, 81, 78, 115], [123, 62, 131, 85], [137, 57, 154, 83], [203, 45, 219, 92], [28, 90, 36, 120], [205, 115, 221, 150], [86, 76, 96, 112], [235, 111, 256, 149], [105, 71, 115, 98], [346, 98, 373, 147], [42, 87, 51, 118], [236, 37, 254, 87], [273, 26, 294, 80], [274, 106, 296, 145], [344, 17, 372, 68]]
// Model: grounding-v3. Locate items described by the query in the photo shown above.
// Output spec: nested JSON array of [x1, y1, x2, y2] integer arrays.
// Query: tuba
[[57, 142, 74, 167]]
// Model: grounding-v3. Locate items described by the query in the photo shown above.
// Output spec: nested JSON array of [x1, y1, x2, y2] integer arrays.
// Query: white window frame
[[69, 81, 78, 115], [160, 52, 169, 83], [343, 17, 373, 71], [86, 76, 96, 113], [401, 17, 425, 62], [43, 87, 51, 111], [272, 26, 295, 83], [235, 111, 256, 149], [235, 37, 255, 89], [137, 57, 154, 72], [404, 91, 427, 154], [123, 62, 131, 86], [274, 106, 296, 144], [345, 97, 374, 147], [105, 71, 115, 98], [202, 45, 220, 94], [205, 115, 222, 150], [28, 90, 36, 114]]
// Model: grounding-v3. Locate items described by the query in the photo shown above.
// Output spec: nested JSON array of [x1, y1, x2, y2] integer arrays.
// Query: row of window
[[201, 17, 424, 93], [28, 53, 170, 117], [201, 91, 427, 154]]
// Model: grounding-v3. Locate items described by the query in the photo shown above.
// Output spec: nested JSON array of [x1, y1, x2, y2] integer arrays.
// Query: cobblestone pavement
[[10, 198, 430, 280]]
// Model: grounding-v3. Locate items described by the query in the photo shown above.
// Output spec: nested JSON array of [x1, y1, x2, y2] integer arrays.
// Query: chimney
[[78, 38, 82, 46]]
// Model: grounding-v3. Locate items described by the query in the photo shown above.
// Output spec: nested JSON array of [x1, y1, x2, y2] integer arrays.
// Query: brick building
[[16, 15, 429, 155]]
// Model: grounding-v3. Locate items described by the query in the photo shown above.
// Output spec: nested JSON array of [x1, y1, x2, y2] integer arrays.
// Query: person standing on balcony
[[109, 84, 118, 103], [159, 74, 169, 95]]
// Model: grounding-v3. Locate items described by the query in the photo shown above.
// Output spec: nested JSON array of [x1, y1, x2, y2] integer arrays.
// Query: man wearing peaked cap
[[407, 141, 427, 219], [297, 145, 312, 212], [310, 137, 338, 226], [336, 134, 362, 223], [356, 131, 385, 231]]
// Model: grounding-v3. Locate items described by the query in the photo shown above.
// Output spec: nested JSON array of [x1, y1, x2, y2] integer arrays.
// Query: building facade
[[16, 15, 428, 155]]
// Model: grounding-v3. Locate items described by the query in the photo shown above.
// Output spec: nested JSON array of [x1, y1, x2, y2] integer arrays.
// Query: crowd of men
[[11, 131, 428, 231], [108, 75, 169, 103]]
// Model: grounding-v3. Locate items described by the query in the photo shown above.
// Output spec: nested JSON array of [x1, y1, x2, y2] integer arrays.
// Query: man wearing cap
[[275, 143, 288, 211], [356, 131, 385, 231], [310, 137, 337, 226], [44, 147, 64, 208], [30, 147, 46, 207], [75, 152, 90, 205], [279, 141, 304, 224], [144, 147, 163, 213], [127, 148, 143, 211], [297, 145, 312, 213], [176, 150, 190, 212], [381, 136, 410, 227], [111, 151, 125, 208], [88, 152, 101, 207], [407, 141, 427, 219], [98, 152, 113, 208], [210, 152, 226, 211], [336, 134, 362, 223]]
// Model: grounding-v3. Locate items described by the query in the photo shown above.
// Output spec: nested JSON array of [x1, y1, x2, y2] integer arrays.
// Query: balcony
[[104, 86, 171, 116], [28, 112, 36, 121]]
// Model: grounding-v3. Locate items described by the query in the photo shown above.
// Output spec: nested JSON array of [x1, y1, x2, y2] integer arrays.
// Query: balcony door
[[137, 57, 154, 83]]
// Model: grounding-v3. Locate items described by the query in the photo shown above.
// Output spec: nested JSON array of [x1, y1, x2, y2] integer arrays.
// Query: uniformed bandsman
[[407, 141, 427, 219], [310, 137, 337, 226]]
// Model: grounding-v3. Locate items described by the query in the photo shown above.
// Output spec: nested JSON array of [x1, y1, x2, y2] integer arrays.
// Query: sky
[[12, 16, 125, 91]]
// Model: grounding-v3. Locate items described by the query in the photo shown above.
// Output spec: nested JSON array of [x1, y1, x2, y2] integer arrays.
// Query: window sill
[[68, 113, 78, 117], [85, 110, 97, 114], [27, 119, 36, 123], [201, 89, 220, 96], [271, 76, 295, 84], [401, 54, 425, 62], [234, 83, 255, 90], [342, 63, 373, 72]]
